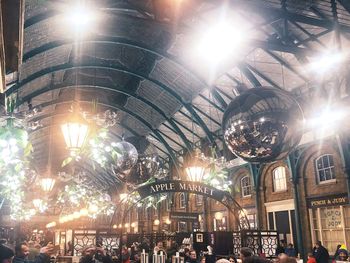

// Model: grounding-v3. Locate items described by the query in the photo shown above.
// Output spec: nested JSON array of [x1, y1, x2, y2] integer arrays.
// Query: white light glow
[[64, 3, 96, 35], [40, 178, 56, 192], [154, 219, 160, 226], [196, 21, 246, 64], [214, 212, 223, 220], [306, 108, 346, 128], [308, 51, 345, 74]]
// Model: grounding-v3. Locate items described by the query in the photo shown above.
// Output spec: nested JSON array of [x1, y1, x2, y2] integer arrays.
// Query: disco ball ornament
[[222, 87, 303, 163], [112, 141, 138, 180]]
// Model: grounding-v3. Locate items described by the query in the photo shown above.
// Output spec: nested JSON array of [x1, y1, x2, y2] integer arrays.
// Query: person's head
[[228, 255, 236, 263], [315, 241, 322, 248], [338, 250, 348, 261], [189, 250, 197, 260], [307, 253, 314, 259], [216, 259, 230, 263], [200, 256, 206, 263], [242, 256, 269, 263], [0, 245, 15, 263], [287, 244, 293, 248], [82, 245, 96, 257], [34, 243, 41, 250], [240, 247, 253, 260], [157, 241, 163, 248], [278, 253, 288, 261], [15, 243, 29, 258], [184, 248, 190, 256], [279, 257, 297, 263], [280, 240, 286, 247]]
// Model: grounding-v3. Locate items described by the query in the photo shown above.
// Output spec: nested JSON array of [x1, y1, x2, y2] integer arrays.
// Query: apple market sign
[[136, 180, 228, 202]]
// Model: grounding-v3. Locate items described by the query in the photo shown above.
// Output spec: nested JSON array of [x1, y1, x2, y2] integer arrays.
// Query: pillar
[[336, 133, 350, 201], [249, 163, 261, 230], [287, 152, 305, 260]]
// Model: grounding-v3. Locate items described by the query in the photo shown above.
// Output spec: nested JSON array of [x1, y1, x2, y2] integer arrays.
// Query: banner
[[136, 180, 228, 202], [170, 212, 199, 221]]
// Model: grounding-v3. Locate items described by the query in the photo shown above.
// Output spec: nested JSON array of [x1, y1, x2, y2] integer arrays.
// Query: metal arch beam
[[244, 63, 282, 89], [237, 63, 262, 88], [17, 83, 192, 150], [22, 37, 228, 115], [7, 62, 217, 148], [25, 99, 179, 167]]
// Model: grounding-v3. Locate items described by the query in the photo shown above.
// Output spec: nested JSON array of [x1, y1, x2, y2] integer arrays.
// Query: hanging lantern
[[61, 114, 89, 153], [40, 177, 56, 192], [33, 199, 43, 208], [184, 151, 206, 182]]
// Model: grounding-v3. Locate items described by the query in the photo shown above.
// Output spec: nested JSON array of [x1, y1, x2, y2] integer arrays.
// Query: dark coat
[[13, 254, 50, 263], [313, 246, 329, 263]]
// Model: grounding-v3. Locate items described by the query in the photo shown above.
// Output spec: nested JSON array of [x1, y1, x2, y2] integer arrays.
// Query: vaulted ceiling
[[3, 0, 350, 189]]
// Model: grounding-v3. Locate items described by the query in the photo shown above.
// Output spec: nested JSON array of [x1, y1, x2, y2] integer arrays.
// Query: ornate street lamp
[[61, 114, 89, 154]]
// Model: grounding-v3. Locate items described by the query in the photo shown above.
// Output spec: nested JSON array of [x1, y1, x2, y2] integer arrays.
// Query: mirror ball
[[222, 87, 303, 163], [112, 141, 138, 179]]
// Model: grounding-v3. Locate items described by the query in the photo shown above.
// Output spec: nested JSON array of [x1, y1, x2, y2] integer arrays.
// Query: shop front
[[308, 193, 350, 254]]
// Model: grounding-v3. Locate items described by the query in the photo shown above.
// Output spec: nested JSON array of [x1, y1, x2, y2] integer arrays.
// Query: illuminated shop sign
[[170, 212, 199, 221], [307, 193, 349, 208], [136, 180, 227, 202]]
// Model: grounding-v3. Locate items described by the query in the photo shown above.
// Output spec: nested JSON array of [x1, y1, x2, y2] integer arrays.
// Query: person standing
[[285, 244, 296, 258], [186, 250, 199, 263], [276, 240, 286, 256], [0, 244, 15, 263], [13, 242, 53, 263], [312, 241, 329, 263]]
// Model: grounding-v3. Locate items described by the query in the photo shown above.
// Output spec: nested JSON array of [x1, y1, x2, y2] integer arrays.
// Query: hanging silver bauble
[[112, 141, 138, 180], [222, 87, 303, 163]]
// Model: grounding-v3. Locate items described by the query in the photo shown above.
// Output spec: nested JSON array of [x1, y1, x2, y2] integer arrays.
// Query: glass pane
[[319, 170, 325, 181], [329, 155, 334, 166], [323, 155, 330, 167]]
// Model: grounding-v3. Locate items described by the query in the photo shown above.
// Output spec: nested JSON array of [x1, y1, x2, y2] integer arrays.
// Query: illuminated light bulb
[[165, 219, 171, 225], [118, 224, 122, 228], [154, 219, 160, 226], [40, 178, 55, 192], [88, 204, 99, 213], [113, 224, 117, 229], [119, 193, 128, 202], [125, 223, 129, 228], [73, 211, 80, 219], [214, 212, 223, 220], [33, 229, 38, 233], [63, 3, 97, 36], [131, 222, 136, 228], [80, 208, 88, 216]]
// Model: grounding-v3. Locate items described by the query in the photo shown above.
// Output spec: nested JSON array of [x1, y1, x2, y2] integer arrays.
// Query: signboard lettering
[[137, 180, 226, 202], [170, 212, 199, 221], [307, 193, 349, 208]]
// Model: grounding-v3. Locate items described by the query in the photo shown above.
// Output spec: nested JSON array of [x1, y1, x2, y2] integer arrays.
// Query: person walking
[[312, 241, 329, 263]]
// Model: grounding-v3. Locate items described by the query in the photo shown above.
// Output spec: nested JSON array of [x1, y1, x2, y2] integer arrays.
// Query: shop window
[[315, 154, 335, 183], [179, 193, 186, 208], [273, 166, 287, 192], [196, 194, 203, 206], [241, 175, 252, 197], [309, 206, 349, 254]]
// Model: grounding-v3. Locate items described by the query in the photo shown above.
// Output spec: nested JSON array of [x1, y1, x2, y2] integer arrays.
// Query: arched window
[[241, 175, 252, 197], [179, 193, 186, 208], [316, 154, 335, 183], [273, 166, 287, 192]]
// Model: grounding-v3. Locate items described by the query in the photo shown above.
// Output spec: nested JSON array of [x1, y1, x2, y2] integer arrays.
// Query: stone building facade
[[137, 135, 350, 256]]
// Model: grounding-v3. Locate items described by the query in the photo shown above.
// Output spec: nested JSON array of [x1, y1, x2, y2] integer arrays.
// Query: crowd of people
[[1, 238, 349, 263]]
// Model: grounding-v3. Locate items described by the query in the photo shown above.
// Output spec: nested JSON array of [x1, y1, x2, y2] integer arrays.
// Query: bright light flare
[[196, 21, 247, 64], [306, 108, 346, 128], [63, 3, 97, 36], [308, 51, 345, 74]]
